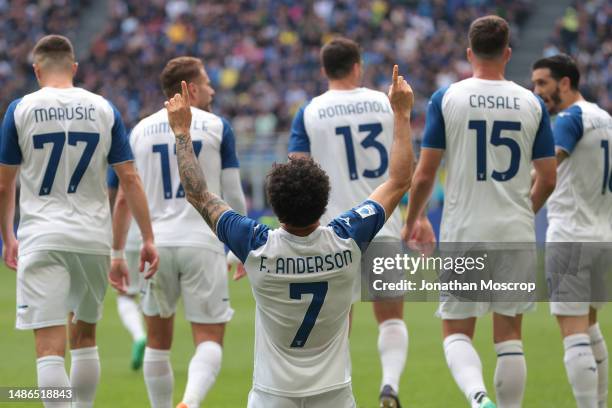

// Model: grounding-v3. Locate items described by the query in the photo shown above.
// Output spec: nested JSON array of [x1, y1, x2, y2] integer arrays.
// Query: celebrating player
[[288, 37, 434, 408], [167, 64, 413, 407], [404, 16, 557, 408], [110, 56, 246, 408], [532, 53, 611, 408], [0, 35, 158, 408]]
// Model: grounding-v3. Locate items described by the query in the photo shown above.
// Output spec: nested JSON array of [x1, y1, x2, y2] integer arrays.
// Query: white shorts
[[247, 385, 356, 408], [125, 250, 144, 296], [141, 247, 234, 323], [436, 248, 537, 319], [16, 250, 110, 330], [546, 243, 609, 316]]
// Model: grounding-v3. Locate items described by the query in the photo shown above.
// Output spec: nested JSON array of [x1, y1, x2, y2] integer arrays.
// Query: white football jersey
[[0, 87, 133, 256], [288, 88, 402, 239], [216, 200, 386, 397], [129, 107, 239, 252], [547, 101, 612, 242], [422, 78, 555, 242]]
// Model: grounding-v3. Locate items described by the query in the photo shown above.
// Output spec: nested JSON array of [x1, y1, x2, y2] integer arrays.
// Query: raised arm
[[369, 65, 415, 218], [167, 81, 231, 232]]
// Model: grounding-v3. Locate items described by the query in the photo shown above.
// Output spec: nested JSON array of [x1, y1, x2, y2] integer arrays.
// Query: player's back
[[547, 101, 612, 241], [424, 78, 553, 242], [216, 200, 386, 397], [289, 88, 402, 238], [130, 107, 234, 252], [0, 87, 132, 255]]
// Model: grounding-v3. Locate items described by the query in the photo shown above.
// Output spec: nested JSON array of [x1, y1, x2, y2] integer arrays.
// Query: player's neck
[[40, 76, 74, 89], [560, 92, 584, 111], [281, 222, 320, 237], [328, 79, 359, 91], [471, 64, 506, 81]]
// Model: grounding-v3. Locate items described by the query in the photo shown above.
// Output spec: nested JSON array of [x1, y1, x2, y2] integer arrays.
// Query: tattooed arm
[[167, 81, 231, 232]]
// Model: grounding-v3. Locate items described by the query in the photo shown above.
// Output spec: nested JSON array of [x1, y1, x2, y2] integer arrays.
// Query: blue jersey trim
[[0, 98, 23, 165], [421, 86, 449, 150], [220, 117, 240, 169], [532, 96, 556, 159], [216, 210, 269, 263], [288, 102, 311, 153], [552, 104, 583, 155], [106, 100, 134, 164], [328, 199, 386, 252]]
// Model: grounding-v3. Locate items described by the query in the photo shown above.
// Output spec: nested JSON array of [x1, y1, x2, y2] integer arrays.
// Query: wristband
[[111, 249, 125, 260]]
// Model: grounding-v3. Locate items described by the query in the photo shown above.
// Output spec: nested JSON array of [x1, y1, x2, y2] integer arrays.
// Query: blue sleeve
[[551, 105, 583, 155], [532, 97, 556, 159], [220, 117, 239, 169], [107, 166, 119, 188], [106, 101, 134, 165], [216, 210, 269, 263], [328, 200, 386, 252], [0, 98, 23, 165], [288, 104, 310, 153], [421, 87, 448, 150]]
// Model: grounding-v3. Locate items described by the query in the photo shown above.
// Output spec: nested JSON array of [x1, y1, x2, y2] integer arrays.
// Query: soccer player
[[0, 35, 158, 408], [532, 53, 611, 408], [404, 16, 557, 408], [288, 37, 435, 407], [110, 56, 246, 408], [108, 167, 147, 370], [166, 65, 413, 407]]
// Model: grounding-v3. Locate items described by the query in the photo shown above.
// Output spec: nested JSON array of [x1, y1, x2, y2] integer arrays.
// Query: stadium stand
[[76, 0, 532, 141], [0, 0, 87, 115]]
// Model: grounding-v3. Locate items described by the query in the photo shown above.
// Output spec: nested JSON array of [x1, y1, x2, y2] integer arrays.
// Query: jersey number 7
[[289, 282, 328, 348], [33, 132, 99, 196]]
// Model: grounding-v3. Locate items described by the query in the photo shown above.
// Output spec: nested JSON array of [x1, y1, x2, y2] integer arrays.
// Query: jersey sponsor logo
[[356, 204, 376, 219]]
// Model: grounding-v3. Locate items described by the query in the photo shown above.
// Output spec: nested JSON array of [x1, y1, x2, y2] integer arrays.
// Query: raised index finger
[[392, 65, 399, 88], [181, 80, 191, 106]]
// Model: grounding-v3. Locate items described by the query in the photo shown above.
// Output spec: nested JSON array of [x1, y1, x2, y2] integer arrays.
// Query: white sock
[[117, 295, 146, 341], [377, 318, 408, 393], [564, 333, 598, 408], [181, 341, 223, 407], [494, 340, 526, 408], [589, 323, 608, 408], [444, 334, 488, 408], [69, 347, 100, 408], [37, 356, 71, 408], [144, 347, 174, 408]]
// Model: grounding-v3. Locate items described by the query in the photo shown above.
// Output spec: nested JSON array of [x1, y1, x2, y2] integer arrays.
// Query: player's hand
[[109, 259, 129, 294], [388, 65, 414, 118], [140, 241, 159, 279], [2, 237, 18, 270], [165, 80, 192, 136], [232, 263, 247, 281], [405, 216, 436, 256]]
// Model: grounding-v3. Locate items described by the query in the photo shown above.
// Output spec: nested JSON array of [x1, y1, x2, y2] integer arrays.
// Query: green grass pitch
[[0, 264, 609, 407]]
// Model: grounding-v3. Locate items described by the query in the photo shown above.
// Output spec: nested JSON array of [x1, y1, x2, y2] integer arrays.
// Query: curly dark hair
[[266, 158, 330, 227]]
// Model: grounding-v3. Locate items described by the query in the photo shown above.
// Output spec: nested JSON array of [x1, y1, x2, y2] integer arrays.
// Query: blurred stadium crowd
[[2, 1, 609, 138], [0, 0, 609, 210]]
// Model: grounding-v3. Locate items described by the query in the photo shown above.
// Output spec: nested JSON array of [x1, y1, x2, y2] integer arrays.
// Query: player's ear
[[32, 64, 42, 84], [71, 62, 78, 77], [320, 66, 327, 79], [466, 48, 473, 63], [559, 76, 571, 92], [504, 47, 512, 63], [188, 81, 198, 97]]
